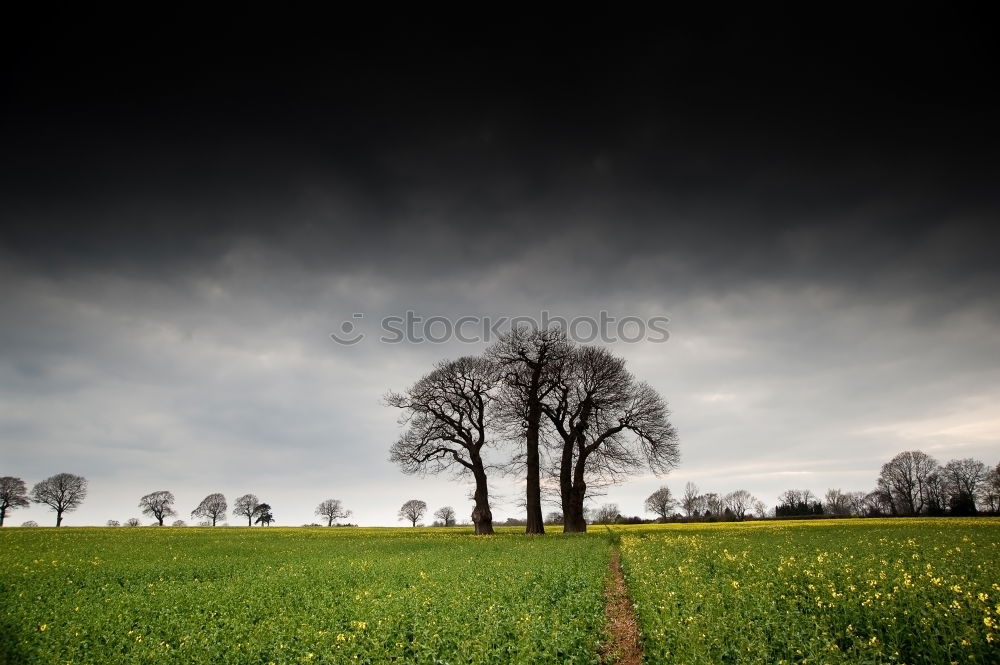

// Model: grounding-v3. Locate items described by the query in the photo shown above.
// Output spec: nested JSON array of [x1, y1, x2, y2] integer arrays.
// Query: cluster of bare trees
[[387, 327, 680, 535], [0, 472, 88, 527], [872, 452, 998, 516]]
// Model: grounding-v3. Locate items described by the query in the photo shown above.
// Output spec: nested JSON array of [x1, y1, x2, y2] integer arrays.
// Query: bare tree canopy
[[877, 450, 939, 516], [398, 499, 427, 527], [191, 493, 228, 526], [125, 517, 141, 527], [106, 519, 120, 527], [941, 458, 989, 514], [388, 356, 501, 535], [644, 486, 675, 521], [542, 345, 679, 532], [315, 499, 351, 526], [139, 490, 177, 526], [593, 503, 620, 525], [0, 476, 30, 527], [723, 489, 755, 521], [488, 326, 572, 535], [681, 482, 700, 517], [30, 472, 88, 526], [233, 493, 261, 526], [433, 505, 456, 526]]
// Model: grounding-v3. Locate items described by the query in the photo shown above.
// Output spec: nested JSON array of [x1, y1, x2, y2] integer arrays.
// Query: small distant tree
[[125, 517, 142, 527], [191, 493, 228, 526], [681, 482, 700, 518], [233, 494, 261, 526], [594, 503, 619, 525], [254, 503, 274, 526], [106, 519, 120, 527], [979, 463, 1000, 513], [21, 520, 39, 527], [0, 476, 30, 526], [824, 489, 852, 517], [644, 486, 676, 521], [398, 499, 427, 527], [315, 499, 351, 527], [139, 490, 177, 526], [433, 506, 456, 526], [723, 489, 755, 521], [172, 519, 186, 527], [31, 472, 88, 526], [752, 499, 768, 519], [544, 511, 564, 525]]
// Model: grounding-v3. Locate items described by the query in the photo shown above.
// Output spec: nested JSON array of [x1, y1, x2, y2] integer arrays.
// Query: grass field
[[2, 519, 998, 664]]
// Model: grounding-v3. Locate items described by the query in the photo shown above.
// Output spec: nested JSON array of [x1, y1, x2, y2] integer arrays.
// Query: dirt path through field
[[600, 549, 643, 665]]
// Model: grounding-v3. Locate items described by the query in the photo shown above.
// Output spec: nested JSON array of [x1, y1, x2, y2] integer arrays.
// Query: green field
[[620, 519, 1000, 664], [0, 527, 609, 665], [2, 520, 998, 664]]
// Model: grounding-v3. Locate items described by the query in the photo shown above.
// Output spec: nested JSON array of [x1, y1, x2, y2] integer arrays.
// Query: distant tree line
[[637, 452, 1000, 523]]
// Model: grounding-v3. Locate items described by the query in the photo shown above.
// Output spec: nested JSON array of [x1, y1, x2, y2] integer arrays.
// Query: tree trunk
[[327, 516, 334, 527], [56, 511, 63, 527], [248, 514, 253, 526], [563, 485, 588, 532], [471, 468, 495, 535], [524, 368, 545, 535], [0, 509, 5, 526]]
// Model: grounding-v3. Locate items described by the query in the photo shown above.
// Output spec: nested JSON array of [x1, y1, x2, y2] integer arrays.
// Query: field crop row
[[619, 519, 1000, 664], [0, 527, 610, 665]]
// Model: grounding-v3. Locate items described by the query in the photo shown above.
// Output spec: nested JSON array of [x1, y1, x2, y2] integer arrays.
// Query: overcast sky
[[2, 15, 998, 527]]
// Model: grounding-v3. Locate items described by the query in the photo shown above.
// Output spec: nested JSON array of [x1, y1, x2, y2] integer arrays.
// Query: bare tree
[[254, 503, 274, 526], [139, 490, 176, 526], [752, 499, 768, 518], [191, 493, 228, 526], [21, 520, 38, 527], [542, 346, 679, 532], [433, 506, 457, 526], [724, 489, 755, 521], [30, 472, 88, 526], [593, 503, 619, 525], [106, 519, 120, 527], [979, 463, 1000, 513], [0, 477, 30, 526], [489, 326, 571, 535], [125, 517, 141, 527], [315, 499, 351, 526], [233, 493, 261, 526], [704, 492, 724, 518], [644, 486, 675, 521], [398, 499, 427, 526], [941, 458, 988, 514], [544, 511, 564, 525], [824, 488, 852, 517], [388, 356, 501, 535], [171, 520, 186, 527], [681, 482, 700, 518], [877, 450, 939, 515]]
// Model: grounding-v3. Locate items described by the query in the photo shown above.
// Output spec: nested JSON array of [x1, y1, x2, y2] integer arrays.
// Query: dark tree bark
[[489, 327, 570, 535], [388, 356, 500, 535]]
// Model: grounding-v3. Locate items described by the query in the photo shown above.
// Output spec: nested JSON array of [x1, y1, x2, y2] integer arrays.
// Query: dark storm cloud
[[4, 15, 997, 301]]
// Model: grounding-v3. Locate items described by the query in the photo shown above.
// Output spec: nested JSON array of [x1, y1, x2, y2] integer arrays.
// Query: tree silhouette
[[398, 499, 427, 527], [0, 476, 30, 527], [388, 356, 501, 535], [30, 473, 88, 526], [233, 494, 261, 526], [191, 493, 228, 526], [139, 490, 176, 526], [315, 499, 351, 526]]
